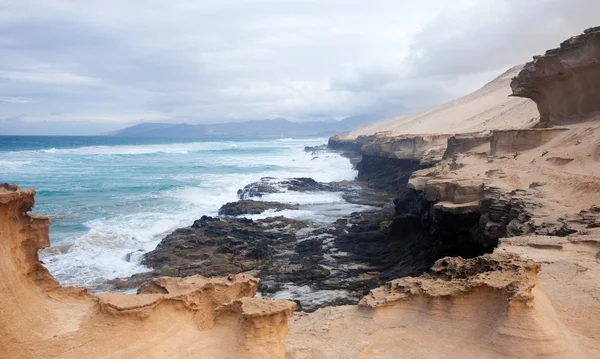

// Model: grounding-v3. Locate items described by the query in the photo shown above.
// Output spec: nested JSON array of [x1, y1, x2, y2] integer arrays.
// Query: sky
[[0, 0, 599, 135]]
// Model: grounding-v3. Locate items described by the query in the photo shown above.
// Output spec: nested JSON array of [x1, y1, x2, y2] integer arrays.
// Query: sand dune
[[347, 65, 539, 137]]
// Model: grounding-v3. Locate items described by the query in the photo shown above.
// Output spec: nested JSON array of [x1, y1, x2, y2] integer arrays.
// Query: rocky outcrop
[[98, 274, 260, 323], [236, 176, 393, 207], [356, 155, 421, 191], [0, 185, 296, 359], [237, 177, 342, 199], [122, 210, 399, 311], [359, 134, 449, 163], [218, 200, 299, 216], [327, 134, 374, 152], [422, 179, 484, 204], [361, 253, 540, 307], [511, 26, 600, 126], [328, 133, 455, 193], [344, 135, 447, 192], [357, 253, 576, 357], [442, 133, 492, 159], [490, 128, 569, 155], [217, 298, 296, 358], [139, 216, 309, 278]]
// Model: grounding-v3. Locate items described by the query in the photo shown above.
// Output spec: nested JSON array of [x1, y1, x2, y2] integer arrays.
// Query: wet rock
[[218, 200, 299, 216], [237, 177, 349, 199], [142, 216, 310, 278], [304, 145, 328, 155], [237, 178, 280, 199], [124, 249, 144, 263]]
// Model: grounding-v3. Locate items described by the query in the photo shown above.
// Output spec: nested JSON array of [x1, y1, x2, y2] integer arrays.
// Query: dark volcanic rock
[[356, 155, 420, 192], [237, 176, 393, 207], [113, 207, 396, 311], [237, 177, 348, 199], [237, 177, 280, 199], [141, 215, 311, 277], [335, 189, 503, 282], [218, 200, 299, 216], [304, 144, 328, 155]]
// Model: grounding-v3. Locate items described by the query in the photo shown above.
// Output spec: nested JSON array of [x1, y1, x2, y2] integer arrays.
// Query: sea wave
[[0, 160, 33, 171]]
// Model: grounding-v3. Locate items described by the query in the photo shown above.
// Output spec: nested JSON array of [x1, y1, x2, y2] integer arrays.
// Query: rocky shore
[[109, 153, 406, 311], [3, 26, 600, 359], [110, 142, 503, 312]]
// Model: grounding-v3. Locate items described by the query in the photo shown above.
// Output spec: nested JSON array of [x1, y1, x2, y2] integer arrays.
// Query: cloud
[[0, 96, 32, 104], [0, 70, 100, 85], [0, 0, 598, 134]]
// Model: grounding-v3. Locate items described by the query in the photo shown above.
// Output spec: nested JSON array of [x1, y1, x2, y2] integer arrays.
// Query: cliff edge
[[511, 26, 600, 126]]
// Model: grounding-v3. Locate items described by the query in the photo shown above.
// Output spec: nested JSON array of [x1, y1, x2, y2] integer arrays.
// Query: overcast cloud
[[0, 0, 599, 134]]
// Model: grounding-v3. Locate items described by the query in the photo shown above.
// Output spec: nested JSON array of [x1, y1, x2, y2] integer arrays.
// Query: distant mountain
[[109, 116, 380, 138]]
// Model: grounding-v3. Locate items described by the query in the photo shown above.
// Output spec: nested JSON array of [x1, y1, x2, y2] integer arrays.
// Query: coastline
[[2, 26, 600, 358], [106, 145, 403, 311]]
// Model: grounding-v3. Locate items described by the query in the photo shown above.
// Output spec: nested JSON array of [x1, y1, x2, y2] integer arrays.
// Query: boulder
[[218, 200, 299, 216]]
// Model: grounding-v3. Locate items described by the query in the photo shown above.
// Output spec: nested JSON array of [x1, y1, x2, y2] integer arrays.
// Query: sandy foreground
[[2, 27, 600, 358]]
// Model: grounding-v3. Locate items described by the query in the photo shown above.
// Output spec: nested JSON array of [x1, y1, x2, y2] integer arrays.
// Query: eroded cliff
[[511, 26, 600, 126]]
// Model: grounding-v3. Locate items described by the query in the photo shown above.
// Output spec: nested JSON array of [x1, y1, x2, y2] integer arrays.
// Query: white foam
[[9, 140, 268, 156], [271, 284, 350, 305], [0, 160, 32, 171]]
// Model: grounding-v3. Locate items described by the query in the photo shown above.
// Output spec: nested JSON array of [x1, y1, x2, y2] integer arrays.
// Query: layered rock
[[511, 26, 600, 126], [359, 134, 449, 162], [442, 132, 492, 159], [490, 128, 569, 155], [327, 134, 375, 152]]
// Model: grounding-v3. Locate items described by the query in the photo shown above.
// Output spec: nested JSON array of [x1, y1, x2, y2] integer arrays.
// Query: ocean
[[0, 135, 365, 288]]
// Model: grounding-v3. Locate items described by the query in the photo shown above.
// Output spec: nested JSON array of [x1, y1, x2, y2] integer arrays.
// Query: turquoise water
[[0, 136, 364, 287]]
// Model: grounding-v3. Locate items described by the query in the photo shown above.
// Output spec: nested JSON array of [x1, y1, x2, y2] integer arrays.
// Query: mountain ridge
[[109, 115, 381, 138]]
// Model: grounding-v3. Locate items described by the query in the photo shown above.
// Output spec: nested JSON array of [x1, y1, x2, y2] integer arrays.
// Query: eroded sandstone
[[511, 26, 600, 126]]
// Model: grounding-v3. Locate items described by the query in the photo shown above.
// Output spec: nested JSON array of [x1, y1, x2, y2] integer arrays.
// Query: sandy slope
[[346, 65, 539, 137]]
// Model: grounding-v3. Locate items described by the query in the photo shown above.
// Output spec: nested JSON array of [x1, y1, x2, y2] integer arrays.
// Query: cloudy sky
[[1, 0, 599, 135]]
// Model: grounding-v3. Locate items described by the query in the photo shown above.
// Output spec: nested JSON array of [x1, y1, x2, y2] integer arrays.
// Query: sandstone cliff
[[511, 26, 600, 126]]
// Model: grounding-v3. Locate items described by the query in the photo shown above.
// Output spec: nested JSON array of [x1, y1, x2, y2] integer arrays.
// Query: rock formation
[[218, 199, 299, 216], [511, 26, 600, 126]]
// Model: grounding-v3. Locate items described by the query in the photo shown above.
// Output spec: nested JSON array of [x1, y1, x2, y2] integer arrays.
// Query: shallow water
[[0, 135, 365, 287]]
